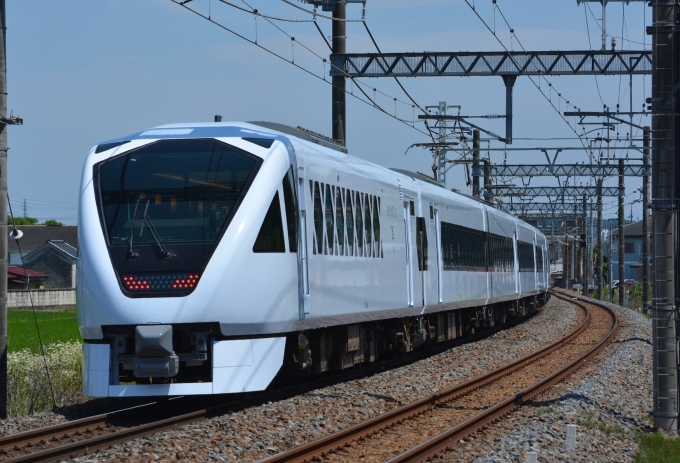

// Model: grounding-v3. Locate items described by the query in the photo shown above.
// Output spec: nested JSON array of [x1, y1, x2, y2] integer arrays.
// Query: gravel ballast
[[437, 292, 653, 463]]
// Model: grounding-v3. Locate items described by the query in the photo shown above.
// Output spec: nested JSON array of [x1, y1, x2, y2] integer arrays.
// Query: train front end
[[78, 124, 300, 397]]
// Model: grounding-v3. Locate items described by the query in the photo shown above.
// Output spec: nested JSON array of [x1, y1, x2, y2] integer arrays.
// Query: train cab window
[[313, 182, 323, 255], [325, 184, 334, 254], [97, 138, 260, 246], [345, 189, 354, 256], [416, 217, 429, 271], [364, 194, 372, 257], [429, 205, 434, 220], [409, 200, 415, 217], [282, 167, 298, 252], [335, 187, 344, 255], [373, 196, 381, 257], [356, 191, 364, 256], [253, 191, 285, 253]]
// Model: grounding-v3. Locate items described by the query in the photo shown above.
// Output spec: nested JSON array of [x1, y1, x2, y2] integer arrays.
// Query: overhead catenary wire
[[170, 0, 431, 136]]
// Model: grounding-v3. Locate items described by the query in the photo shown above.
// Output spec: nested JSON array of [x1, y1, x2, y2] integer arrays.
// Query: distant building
[[23, 240, 77, 288], [7, 225, 77, 265], [610, 219, 650, 282], [7, 265, 49, 290]]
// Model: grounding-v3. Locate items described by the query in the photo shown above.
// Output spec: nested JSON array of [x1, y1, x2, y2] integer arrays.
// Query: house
[[610, 219, 650, 282], [7, 225, 77, 265], [22, 240, 77, 288], [7, 265, 49, 290]]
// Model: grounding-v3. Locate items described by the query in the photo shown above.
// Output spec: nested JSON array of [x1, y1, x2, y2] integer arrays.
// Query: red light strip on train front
[[122, 273, 201, 292]]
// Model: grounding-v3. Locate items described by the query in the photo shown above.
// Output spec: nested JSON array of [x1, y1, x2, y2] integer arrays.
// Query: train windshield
[[97, 138, 261, 245]]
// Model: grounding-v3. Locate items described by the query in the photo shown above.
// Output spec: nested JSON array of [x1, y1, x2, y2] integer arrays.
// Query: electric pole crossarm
[[487, 186, 621, 196], [472, 164, 649, 177], [564, 111, 652, 131], [330, 50, 652, 78]]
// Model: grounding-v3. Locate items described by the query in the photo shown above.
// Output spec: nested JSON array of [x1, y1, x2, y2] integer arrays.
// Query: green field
[[8, 309, 81, 353]]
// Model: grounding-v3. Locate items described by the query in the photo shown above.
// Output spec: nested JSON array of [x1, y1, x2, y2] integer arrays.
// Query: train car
[[78, 121, 550, 397]]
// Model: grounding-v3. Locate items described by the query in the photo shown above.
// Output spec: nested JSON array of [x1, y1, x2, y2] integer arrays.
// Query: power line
[[171, 0, 431, 136]]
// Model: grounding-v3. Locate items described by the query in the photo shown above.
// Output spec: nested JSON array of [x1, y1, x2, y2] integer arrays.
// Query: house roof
[[48, 240, 77, 258], [7, 265, 49, 285], [7, 226, 77, 253], [612, 219, 646, 237], [23, 239, 77, 266]]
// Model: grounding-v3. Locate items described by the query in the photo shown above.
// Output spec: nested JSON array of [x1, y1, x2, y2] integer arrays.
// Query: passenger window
[[282, 167, 298, 252], [325, 184, 334, 254], [335, 187, 344, 255], [313, 182, 323, 255], [373, 196, 380, 257], [364, 194, 372, 257], [356, 191, 364, 256], [345, 189, 354, 256], [253, 191, 285, 253]]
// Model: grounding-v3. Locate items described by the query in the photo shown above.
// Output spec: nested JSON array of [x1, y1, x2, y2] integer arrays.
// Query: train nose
[[133, 325, 179, 378]]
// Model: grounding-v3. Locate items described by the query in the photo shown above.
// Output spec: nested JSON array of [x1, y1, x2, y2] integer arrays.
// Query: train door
[[432, 205, 443, 303], [404, 199, 414, 306], [514, 230, 520, 295], [297, 166, 310, 315]]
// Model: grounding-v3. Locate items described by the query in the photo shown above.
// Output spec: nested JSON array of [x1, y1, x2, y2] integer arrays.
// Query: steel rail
[[258, 292, 599, 463], [386, 292, 618, 463], [0, 307, 543, 463]]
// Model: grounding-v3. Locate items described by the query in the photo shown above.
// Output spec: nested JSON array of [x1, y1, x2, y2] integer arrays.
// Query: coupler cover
[[133, 325, 179, 378]]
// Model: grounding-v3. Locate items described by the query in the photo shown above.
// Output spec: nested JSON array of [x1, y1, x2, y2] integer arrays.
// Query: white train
[[78, 121, 550, 397]]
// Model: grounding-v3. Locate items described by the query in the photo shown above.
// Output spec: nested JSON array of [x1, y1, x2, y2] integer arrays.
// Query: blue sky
[[8, 0, 650, 224]]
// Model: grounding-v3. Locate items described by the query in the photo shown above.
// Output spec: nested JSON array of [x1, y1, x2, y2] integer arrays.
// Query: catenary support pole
[[0, 0, 7, 419], [642, 128, 650, 314], [502, 75, 517, 145], [597, 178, 603, 300], [332, 1, 346, 145], [608, 225, 613, 303], [472, 129, 480, 197], [583, 194, 588, 294], [618, 158, 625, 306], [484, 158, 492, 203], [651, 0, 679, 432], [565, 232, 569, 289]]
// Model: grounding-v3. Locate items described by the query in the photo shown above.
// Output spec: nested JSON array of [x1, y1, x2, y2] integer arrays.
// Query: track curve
[[258, 291, 618, 463]]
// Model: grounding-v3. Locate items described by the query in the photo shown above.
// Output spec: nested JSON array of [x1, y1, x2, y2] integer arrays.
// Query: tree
[[7, 215, 38, 225], [43, 220, 63, 226]]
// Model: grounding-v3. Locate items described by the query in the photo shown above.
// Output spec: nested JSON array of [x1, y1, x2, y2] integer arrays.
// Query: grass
[[8, 309, 81, 353], [636, 433, 680, 463]]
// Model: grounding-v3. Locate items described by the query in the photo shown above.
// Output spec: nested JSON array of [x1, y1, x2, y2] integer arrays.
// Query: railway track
[[258, 292, 618, 463], [0, 309, 539, 463]]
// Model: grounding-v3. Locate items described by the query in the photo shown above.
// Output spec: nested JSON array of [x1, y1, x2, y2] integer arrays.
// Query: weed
[[635, 432, 680, 462], [7, 342, 83, 416]]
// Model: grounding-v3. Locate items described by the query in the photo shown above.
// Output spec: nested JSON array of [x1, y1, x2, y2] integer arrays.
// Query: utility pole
[[472, 129, 480, 197], [618, 158, 625, 305], [483, 158, 492, 203], [0, 0, 8, 419], [22, 199, 26, 218], [597, 179, 603, 300], [651, 0, 679, 432], [332, 0, 346, 146], [642, 127, 650, 314]]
